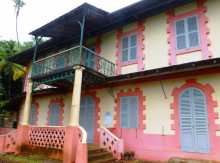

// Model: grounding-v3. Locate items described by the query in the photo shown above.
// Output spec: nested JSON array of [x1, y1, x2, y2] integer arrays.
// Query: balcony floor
[[32, 66, 107, 91]]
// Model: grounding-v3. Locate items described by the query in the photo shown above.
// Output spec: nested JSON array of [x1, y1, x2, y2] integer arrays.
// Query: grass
[[0, 153, 62, 163]]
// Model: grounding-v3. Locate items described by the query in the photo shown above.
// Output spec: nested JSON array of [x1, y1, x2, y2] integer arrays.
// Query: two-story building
[[2, 0, 220, 162]]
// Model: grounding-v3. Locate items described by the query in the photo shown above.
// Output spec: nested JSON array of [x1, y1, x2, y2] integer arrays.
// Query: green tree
[[0, 40, 27, 109], [0, 40, 19, 56], [12, 0, 25, 47]]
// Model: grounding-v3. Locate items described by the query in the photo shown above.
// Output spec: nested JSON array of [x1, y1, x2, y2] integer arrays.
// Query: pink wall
[[109, 79, 220, 161]]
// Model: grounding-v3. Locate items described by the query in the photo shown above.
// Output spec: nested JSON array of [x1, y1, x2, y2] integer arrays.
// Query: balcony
[[31, 46, 115, 89]]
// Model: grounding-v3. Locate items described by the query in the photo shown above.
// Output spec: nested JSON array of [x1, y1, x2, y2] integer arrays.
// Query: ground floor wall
[[18, 73, 220, 161]]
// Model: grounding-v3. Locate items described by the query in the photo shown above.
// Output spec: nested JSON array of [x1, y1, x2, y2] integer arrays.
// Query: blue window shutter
[[192, 89, 210, 153], [179, 89, 195, 152], [120, 97, 129, 128], [120, 96, 138, 129], [29, 104, 37, 125], [179, 88, 210, 153], [49, 103, 61, 126], [129, 96, 138, 128]]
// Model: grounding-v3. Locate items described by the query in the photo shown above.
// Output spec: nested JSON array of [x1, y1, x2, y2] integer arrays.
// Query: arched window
[[179, 87, 210, 153], [29, 102, 39, 125], [48, 99, 64, 126]]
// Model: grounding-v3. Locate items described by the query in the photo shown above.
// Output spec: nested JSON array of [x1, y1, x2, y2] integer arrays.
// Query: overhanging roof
[[30, 0, 193, 39], [30, 3, 109, 38], [11, 0, 194, 64]]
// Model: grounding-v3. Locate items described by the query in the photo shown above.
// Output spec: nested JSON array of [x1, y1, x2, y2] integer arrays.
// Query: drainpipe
[[32, 36, 39, 62], [78, 15, 86, 64]]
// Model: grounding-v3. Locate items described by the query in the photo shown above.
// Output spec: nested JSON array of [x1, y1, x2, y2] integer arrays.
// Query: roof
[[10, 0, 193, 64], [31, 0, 193, 39], [101, 57, 220, 88]]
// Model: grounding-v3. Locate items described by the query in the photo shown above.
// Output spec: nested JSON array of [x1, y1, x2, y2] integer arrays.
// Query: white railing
[[78, 126, 87, 144], [99, 127, 124, 159]]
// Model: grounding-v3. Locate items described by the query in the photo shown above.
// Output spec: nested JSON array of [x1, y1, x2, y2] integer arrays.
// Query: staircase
[[88, 144, 115, 163]]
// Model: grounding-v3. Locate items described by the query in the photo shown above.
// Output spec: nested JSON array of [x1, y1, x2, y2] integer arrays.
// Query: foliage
[[0, 40, 28, 111]]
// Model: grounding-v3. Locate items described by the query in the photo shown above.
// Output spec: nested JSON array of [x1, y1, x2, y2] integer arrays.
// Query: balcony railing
[[32, 46, 115, 78]]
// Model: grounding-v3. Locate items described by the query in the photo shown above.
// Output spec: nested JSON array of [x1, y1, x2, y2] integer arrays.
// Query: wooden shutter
[[192, 89, 210, 153], [179, 89, 195, 152], [29, 104, 37, 125], [120, 96, 138, 128], [120, 97, 129, 128], [130, 96, 138, 128], [49, 103, 61, 126], [179, 88, 210, 153]]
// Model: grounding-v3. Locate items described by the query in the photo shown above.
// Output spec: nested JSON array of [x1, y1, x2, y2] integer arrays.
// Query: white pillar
[[21, 79, 33, 125], [69, 66, 84, 126]]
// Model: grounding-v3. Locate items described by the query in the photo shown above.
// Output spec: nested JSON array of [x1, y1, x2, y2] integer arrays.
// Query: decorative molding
[[114, 88, 146, 130], [166, 0, 211, 65], [115, 20, 145, 75], [46, 98, 65, 126], [171, 79, 219, 152]]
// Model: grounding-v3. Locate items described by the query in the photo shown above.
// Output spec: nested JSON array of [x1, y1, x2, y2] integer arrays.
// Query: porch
[[0, 44, 123, 163]]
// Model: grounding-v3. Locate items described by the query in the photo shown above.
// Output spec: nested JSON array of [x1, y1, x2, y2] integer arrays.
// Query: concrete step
[[89, 157, 115, 163], [88, 144, 115, 163], [89, 151, 113, 161]]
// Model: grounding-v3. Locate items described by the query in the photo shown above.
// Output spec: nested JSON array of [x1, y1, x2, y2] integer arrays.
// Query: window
[[120, 96, 138, 128], [121, 34, 137, 62], [49, 102, 62, 126], [175, 16, 200, 50], [179, 88, 210, 153], [29, 103, 38, 125]]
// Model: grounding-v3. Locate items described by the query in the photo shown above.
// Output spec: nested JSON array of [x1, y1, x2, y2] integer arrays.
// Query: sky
[[0, 0, 140, 42]]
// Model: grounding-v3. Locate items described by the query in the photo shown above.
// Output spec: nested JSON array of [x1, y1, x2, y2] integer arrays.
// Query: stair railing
[[75, 126, 88, 163], [99, 127, 124, 160], [77, 126, 87, 144]]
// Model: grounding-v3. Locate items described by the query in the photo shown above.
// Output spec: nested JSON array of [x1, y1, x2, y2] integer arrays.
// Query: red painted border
[[30, 100, 40, 126], [95, 36, 102, 55], [46, 98, 65, 126], [81, 91, 101, 145], [166, 0, 211, 65], [171, 79, 219, 153], [115, 21, 145, 74], [114, 88, 146, 131]]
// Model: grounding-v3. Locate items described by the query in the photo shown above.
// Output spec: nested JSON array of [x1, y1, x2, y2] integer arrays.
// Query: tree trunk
[[15, 15, 20, 48]]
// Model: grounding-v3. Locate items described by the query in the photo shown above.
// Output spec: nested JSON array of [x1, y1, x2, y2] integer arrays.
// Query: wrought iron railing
[[31, 46, 115, 78]]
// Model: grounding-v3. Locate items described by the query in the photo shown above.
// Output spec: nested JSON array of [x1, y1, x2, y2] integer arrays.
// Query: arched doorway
[[179, 87, 210, 153]]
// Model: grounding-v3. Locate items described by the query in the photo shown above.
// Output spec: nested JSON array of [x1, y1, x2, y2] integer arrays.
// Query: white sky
[[0, 0, 140, 42]]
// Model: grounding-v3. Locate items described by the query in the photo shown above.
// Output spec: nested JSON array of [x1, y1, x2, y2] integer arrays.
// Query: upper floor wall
[[27, 0, 220, 77], [90, 0, 220, 75]]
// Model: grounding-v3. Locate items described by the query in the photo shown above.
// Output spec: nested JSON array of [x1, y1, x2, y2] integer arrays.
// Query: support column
[[64, 66, 85, 163], [16, 79, 32, 153], [21, 79, 33, 125], [69, 66, 84, 126]]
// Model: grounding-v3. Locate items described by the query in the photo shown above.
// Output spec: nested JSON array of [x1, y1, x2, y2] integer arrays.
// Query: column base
[[63, 126, 79, 163]]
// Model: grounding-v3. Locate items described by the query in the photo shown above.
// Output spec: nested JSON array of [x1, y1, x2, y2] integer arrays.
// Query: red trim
[[81, 91, 101, 145], [171, 79, 219, 153], [166, 0, 211, 65], [115, 20, 145, 74], [95, 36, 102, 55], [30, 100, 40, 126], [46, 98, 65, 126], [114, 88, 146, 131]]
